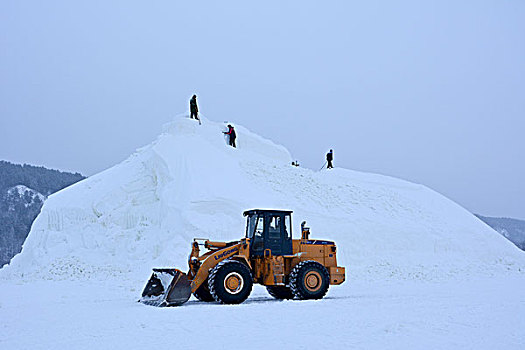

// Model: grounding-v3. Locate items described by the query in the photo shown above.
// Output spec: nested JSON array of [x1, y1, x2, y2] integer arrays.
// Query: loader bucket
[[139, 268, 191, 307]]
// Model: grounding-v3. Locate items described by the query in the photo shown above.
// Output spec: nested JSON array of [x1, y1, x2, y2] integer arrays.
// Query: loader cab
[[244, 209, 293, 257]]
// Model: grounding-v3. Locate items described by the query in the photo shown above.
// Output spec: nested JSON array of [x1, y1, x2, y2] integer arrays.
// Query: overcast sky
[[1, 1, 524, 219]]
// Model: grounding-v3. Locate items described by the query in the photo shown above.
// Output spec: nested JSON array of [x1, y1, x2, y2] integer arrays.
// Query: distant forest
[[0, 161, 84, 196], [0, 161, 85, 266], [476, 215, 525, 251]]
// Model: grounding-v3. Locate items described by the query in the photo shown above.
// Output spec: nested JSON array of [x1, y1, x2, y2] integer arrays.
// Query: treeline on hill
[[0, 161, 85, 266], [476, 214, 525, 251], [0, 161, 84, 196]]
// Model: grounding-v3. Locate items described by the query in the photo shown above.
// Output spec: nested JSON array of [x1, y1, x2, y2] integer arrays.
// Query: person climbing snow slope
[[326, 149, 334, 169], [189, 95, 200, 123], [223, 124, 236, 148]]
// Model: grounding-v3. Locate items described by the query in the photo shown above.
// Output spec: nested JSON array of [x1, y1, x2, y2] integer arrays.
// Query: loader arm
[[190, 242, 244, 293]]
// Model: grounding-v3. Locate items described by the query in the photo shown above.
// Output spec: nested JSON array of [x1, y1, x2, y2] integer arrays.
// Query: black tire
[[193, 281, 214, 302], [208, 260, 253, 304], [290, 261, 330, 300], [266, 286, 294, 300]]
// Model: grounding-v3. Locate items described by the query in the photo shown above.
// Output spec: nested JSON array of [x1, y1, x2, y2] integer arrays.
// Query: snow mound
[[2, 116, 524, 284]]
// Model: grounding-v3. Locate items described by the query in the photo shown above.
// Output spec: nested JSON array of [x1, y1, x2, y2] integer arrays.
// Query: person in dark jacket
[[326, 149, 334, 169], [189, 95, 200, 121], [223, 124, 236, 148]]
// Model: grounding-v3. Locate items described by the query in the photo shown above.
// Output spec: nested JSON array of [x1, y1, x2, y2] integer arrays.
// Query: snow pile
[[2, 116, 524, 284]]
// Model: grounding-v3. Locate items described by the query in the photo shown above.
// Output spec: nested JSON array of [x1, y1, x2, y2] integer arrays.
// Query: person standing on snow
[[189, 95, 200, 122], [223, 124, 237, 148], [326, 149, 334, 169]]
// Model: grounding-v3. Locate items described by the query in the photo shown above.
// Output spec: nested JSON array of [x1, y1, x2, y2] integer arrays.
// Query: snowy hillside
[[2, 116, 523, 285], [2, 116, 524, 350]]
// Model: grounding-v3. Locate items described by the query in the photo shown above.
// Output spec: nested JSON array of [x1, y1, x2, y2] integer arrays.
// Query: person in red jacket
[[223, 124, 236, 148]]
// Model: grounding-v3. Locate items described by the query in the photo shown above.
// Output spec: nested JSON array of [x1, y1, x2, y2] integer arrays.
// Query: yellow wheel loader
[[139, 209, 345, 307]]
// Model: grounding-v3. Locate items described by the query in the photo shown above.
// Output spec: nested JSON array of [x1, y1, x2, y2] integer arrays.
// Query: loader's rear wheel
[[266, 286, 294, 300], [193, 281, 214, 302], [290, 261, 329, 300], [208, 260, 253, 304]]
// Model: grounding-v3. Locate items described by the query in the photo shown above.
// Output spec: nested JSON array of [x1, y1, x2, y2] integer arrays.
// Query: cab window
[[246, 215, 257, 239], [255, 216, 264, 238], [284, 215, 291, 239], [252, 216, 264, 250], [268, 215, 282, 239], [246, 215, 264, 238]]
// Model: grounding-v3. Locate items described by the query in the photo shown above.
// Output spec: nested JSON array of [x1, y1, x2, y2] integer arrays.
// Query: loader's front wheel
[[290, 261, 329, 300], [266, 286, 294, 300], [193, 281, 214, 302], [208, 260, 253, 304]]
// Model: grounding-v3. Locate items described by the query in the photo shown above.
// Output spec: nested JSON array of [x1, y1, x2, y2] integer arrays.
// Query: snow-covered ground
[[1, 116, 524, 349], [2, 277, 524, 349]]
